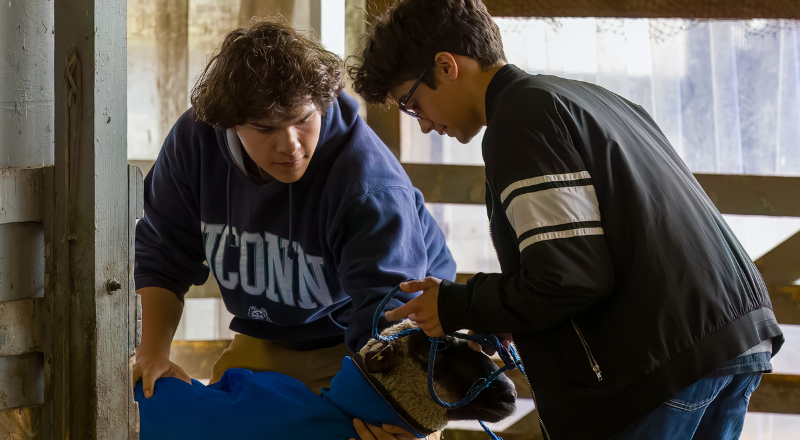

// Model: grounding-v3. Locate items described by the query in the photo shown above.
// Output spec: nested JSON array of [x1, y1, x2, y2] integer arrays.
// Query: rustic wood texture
[[128, 165, 144, 439], [768, 286, 800, 326], [694, 173, 800, 218], [0, 352, 44, 411], [169, 340, 232, 379], [482, 0, 800, 19], [0, 299, 41, 357], [0, 167, 44, 225], [749, 374, 800, 414], [53, 0, 132, 437], [0, 407, 41, 440], [755, 233, 800, 287], [155, 0, 189, 142], [0, 222, 45, 302]]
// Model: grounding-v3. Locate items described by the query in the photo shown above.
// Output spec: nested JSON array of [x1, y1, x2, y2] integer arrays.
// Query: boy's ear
[[364, 341, 399, 375], [434, 52, 459, 80]]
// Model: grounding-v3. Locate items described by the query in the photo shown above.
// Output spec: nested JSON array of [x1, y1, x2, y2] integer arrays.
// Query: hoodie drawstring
[[225, 166, 235, 246]]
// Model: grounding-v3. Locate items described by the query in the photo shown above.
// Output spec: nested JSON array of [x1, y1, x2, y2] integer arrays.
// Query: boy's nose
[[418, 118, 434, 135], [276, 128, 302, 155]]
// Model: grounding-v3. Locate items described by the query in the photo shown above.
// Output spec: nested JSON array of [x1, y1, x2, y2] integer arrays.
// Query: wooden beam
[[54, 0, 133, 437], [483, 0, 800, 20], [0, 407, 42, 440], [0, 222, 45, 302], [769, 286, 800, 326], [0, 166, 44, 224], [170, 340, 232, 379], [368, 105, 402, 159], [0, 352, 44, 411], [0, 299, 41, 357], [755, 233, 800, 287], [402, 163, 486, 204], [749, 374, 800, 415], [694, 173, 800, 218]]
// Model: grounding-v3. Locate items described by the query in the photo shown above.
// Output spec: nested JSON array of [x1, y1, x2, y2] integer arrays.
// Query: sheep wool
[[359, 321, 449, 432]]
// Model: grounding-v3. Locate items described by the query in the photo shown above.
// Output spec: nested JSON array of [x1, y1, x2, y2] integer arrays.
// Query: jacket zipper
[[488, 181, 552, 439], [570, 319, 603, 381], [515, 347, 552, 440]]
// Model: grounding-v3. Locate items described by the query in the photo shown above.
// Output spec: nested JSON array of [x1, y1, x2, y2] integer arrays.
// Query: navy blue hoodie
[[135, 92, 455, 351]]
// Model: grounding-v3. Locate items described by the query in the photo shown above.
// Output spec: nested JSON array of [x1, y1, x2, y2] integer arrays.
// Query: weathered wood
[[694, 173, 800, 218], [0, 167, 44, 225], [402, 163, 486, 205], [0, 352, 44, 411], [127, 160, 154, 180], [155, 0, 189, 143], [54, 0, 132, 437], [482, 0, 800, 19], [0, 222, 45, 302], [769, 286, 800, 326], [238, 0, 295, 28], [0, 299, 41, 357], [128, 165, 144, 439], [369, 105, 402, 159], [0, 0, 54, 170], [0, 407, 41, 440], [170, 340, 232, 379], [755, 233, 800, 287], [749, 374, 800, 415]]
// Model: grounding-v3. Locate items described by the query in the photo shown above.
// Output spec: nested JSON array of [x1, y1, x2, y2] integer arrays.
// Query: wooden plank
[[0, 299, 40, 357], [402, 164, 485, 204], [0, 407, 42, 440], [127, 160, 154, 180], [749, 374, 800, 415], [482, 0, 800, 20], [0, 167, 44, 224], [769, 286, 800, 326], [0, 352, 44, 411], [128, 164, 144, 440], [169, 340, 231, 379], [369, 105, 402, 159], [755, 233, 800, 287], [694, 173, 800, 218], [54, 0, 132, 437], [0, 222, 45, 302]]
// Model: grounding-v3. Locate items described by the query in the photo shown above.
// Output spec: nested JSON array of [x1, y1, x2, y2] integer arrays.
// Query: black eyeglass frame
[[398, 68, 429, 119]]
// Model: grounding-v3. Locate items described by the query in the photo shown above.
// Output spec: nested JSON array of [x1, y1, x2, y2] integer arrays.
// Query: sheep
[[134, 319, 517, 439]]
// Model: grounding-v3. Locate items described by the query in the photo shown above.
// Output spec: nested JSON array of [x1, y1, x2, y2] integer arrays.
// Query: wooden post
[[53, 0, 134, 438]]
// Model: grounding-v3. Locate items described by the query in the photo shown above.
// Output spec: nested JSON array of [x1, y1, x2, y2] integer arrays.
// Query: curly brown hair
[[347, 0, 505, 105], [191, 18, 343, 128]]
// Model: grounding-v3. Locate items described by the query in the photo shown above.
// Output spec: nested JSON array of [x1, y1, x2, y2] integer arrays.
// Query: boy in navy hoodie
[[132, 18, 455, 427], [350, 1, 782, 439]]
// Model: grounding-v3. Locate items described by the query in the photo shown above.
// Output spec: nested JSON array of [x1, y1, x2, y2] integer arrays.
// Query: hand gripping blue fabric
[[372, 283, 524, 440]]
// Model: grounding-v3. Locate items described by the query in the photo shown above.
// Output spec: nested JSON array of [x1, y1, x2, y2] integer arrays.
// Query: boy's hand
[[385, 277, 444, 337], [351, 419, 417, 440], [466, 330, 513, 355], [132, 348, 191, 398]]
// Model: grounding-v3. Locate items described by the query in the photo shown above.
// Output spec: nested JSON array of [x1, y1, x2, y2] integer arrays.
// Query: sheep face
[[359, 321, 517, 431]]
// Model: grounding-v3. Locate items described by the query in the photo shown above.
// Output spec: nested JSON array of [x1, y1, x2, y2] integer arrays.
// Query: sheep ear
[[364, 341, 398, 374]]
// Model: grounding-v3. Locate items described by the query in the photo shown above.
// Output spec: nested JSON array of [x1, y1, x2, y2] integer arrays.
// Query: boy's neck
[[474, 61, 507, 127]]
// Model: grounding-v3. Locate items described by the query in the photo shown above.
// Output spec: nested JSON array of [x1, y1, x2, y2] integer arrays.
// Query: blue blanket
[[134, 357, 425, 440]]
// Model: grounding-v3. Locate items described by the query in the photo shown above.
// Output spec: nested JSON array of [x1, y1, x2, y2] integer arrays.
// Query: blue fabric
[[135, 357, 425, 440], [611, 372, 763, 440], [134, 91, 455, 351], [708, 351, 772, 378]]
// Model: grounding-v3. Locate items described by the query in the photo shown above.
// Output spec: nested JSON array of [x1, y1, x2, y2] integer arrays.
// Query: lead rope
[[373, 283, 518, 440]]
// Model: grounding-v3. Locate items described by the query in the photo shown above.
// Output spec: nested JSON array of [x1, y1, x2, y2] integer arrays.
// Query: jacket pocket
[[570, 318, 603, 382]]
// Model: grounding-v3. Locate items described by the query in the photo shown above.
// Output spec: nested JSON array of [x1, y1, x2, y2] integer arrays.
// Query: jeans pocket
[[663, 375, 732, 412], [744, 373, 762, 401]]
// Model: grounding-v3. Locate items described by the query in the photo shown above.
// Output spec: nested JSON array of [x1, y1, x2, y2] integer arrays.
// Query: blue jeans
[[611, 372, 762, 440]]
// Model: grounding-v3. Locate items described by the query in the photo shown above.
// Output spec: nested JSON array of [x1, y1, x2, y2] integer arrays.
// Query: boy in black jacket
[[349, 1, 784, 439]]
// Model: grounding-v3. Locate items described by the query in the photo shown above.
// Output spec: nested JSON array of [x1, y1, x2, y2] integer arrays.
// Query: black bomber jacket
[[438, 65, 784, 440]]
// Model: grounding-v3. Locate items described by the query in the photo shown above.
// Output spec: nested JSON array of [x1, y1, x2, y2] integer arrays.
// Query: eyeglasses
[[398, 68, 429, 119]]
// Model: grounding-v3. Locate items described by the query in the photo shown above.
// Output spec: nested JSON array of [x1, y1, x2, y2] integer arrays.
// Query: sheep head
[[358, 320, 517, 432]]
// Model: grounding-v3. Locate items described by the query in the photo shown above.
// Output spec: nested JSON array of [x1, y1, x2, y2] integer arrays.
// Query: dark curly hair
[[347, 0, 506, 105], [191, 18, 343, 128]]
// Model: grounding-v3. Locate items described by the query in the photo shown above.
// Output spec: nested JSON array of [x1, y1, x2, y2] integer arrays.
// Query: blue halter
[[371, 283, 524, 440]]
